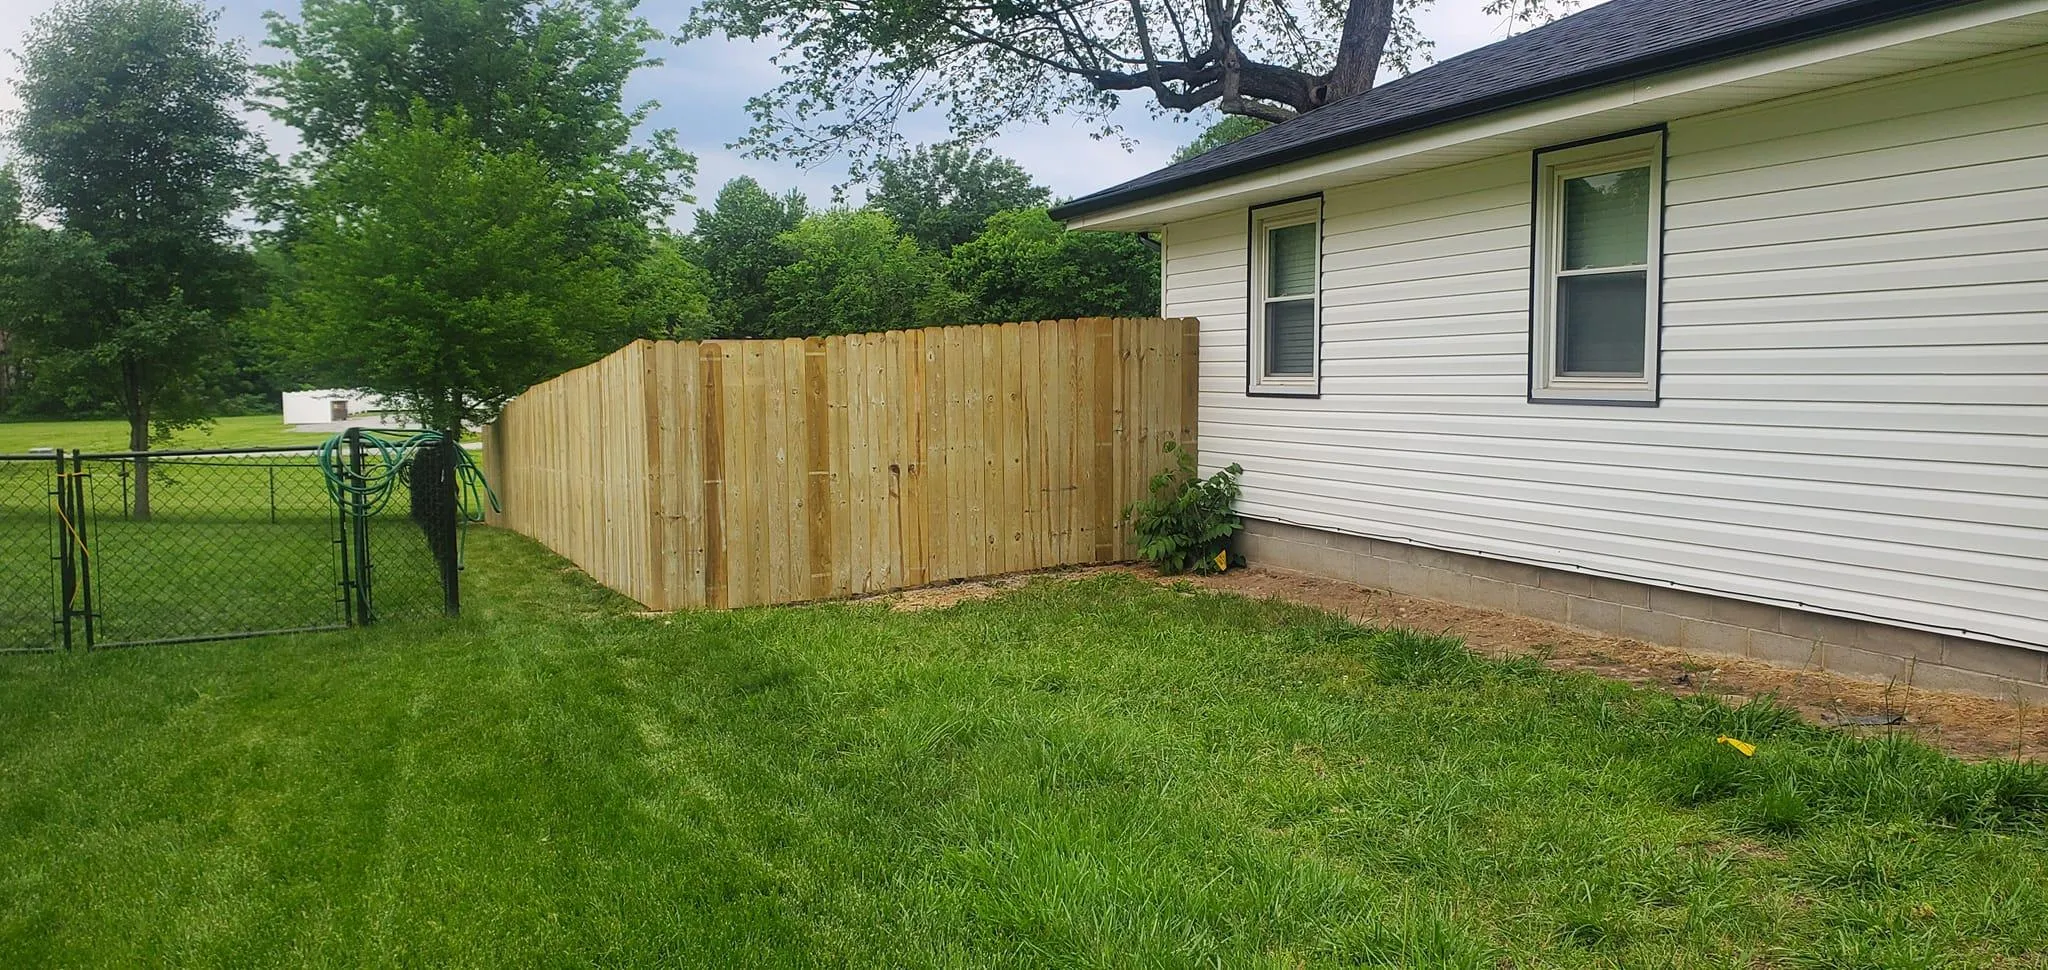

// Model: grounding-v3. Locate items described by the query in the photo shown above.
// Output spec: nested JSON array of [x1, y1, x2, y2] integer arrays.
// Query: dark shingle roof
[[1050, 0, 1970, 221]]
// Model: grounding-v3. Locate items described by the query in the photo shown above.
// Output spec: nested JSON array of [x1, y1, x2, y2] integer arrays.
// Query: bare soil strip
[[874, 564, 2042, 762]]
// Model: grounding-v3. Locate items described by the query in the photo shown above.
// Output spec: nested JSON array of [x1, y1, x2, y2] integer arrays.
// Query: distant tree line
[[680, 144, 1157, 342]]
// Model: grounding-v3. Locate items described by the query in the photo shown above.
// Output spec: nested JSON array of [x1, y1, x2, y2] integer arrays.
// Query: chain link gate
[[0, 430, 467, 651], [0, 453, 64, 652]]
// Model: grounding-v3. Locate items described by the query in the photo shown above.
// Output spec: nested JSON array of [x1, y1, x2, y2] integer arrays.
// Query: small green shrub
[[1120, 440, 1243, 575]]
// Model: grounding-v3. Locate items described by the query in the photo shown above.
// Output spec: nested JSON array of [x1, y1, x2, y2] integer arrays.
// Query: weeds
[[1121, 439, 1243, 575]]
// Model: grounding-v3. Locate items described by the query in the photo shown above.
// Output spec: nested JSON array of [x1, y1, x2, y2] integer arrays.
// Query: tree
[[690, 178, 808, 338], [765, 211, 968, 336], [871, 144, 1051, 251], [0, 169, 23, 413], [629, 235, 718, 342], [8, 0, 258, 517], [685, 0, 1574, 167], [260, 0, 693, 260], [268, 109, 629, 432], [1172, 115, 1272, 162], [0, 168, 21, 229], [949, 209, 1158, 322]]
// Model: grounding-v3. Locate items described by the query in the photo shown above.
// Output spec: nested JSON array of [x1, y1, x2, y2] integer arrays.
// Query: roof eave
[[1049, 0, 1965, 224]]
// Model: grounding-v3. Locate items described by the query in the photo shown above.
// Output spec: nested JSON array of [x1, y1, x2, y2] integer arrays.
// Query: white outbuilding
[[280, 389, 406, 429]]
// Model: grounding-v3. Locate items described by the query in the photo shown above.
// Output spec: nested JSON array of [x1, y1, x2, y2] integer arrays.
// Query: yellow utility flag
[[1715, 736, 1757, 757], [1213, 549, 1229, 573]]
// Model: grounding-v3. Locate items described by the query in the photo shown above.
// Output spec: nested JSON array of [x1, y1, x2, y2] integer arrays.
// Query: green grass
[[0, 414, 339, 453], [2, 531, 2044, 968]]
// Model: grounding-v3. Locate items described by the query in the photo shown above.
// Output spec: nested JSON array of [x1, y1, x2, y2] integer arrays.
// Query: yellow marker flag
[[1715, 736, 1757, 757], [1214, 549, 1229, 573]]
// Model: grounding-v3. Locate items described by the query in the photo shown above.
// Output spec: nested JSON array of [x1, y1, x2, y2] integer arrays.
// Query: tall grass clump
[[1652, 697, 2048, 833]]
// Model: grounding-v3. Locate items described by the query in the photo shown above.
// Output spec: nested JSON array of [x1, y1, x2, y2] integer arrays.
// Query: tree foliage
[[256, 0, 695, 425], [950, 209, 1157, 322], [1, 229, 215, 417], [260, 0, 693, 254], [268, 109, 629, 432], [690, 177, 809, 338], [629, 234, 718, 342], [0, 169, 26, 413], [0, 168, 23, 229], [684, 0, 1575, 167], [871, 144, 1051, 251], [765, 210, 968, 336], [1172, 115, 1272, 162], [4, 0, 257, 475]]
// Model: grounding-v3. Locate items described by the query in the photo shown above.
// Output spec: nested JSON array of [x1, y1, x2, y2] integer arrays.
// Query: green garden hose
[[316, 429, 501, 564]]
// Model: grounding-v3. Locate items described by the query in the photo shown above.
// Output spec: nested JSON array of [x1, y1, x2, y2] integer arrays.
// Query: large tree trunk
[[1325, 0, 1395, 103], [128, 410, 151, 522]]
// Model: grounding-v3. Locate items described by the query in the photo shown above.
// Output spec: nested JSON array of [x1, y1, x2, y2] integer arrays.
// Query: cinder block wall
[[1239, 519, 2048, 703]]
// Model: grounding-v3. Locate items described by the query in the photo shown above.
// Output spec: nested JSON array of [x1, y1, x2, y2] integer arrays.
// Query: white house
[[280, 389, 406, 429], [1054, 0, 2048, 699]]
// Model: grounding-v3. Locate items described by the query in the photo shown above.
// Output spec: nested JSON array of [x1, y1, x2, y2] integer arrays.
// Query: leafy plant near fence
[[1122, 440, 1243, 575]]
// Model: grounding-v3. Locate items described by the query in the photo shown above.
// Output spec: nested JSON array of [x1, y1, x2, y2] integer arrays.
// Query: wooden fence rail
[[482, 317, 1200, 609]]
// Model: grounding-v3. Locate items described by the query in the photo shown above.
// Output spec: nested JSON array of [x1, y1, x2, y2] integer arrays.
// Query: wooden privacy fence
[[482, 317, 1200, 610]]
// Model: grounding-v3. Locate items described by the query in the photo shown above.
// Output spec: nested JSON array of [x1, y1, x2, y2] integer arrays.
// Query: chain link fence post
[[346, 428, 375, 626]]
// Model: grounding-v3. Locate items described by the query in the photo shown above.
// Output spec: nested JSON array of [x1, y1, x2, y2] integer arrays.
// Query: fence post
[[346, 428, 375, 624], [71, 452, 95, 649], [336, 460, 354, 628], [53, 451, 73, 651]]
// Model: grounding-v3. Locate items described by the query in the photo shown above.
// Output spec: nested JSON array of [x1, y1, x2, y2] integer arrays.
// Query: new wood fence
[[481, 317, 1199, 609]]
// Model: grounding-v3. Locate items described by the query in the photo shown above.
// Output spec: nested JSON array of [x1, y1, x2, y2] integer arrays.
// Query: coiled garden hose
[[317, 429, 501, 564]]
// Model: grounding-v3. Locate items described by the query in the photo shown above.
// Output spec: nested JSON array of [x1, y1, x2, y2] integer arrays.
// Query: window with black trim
[[1531, 130, 1663, 404], [1249, 198, 1321, 394]]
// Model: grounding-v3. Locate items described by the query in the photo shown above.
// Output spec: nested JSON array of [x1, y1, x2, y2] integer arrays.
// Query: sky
[[0, 0, 1600, 228]]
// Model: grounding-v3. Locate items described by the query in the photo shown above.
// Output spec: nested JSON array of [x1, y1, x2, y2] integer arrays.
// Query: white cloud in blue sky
[[1, 0, 1602, 227]]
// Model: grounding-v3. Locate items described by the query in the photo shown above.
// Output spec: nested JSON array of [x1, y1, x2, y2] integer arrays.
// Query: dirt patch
[[871, 563, 2043, 762], [881, 576, 1033, 611], [872, 566, 1128, 611], [1182, 565, 2043, 762]]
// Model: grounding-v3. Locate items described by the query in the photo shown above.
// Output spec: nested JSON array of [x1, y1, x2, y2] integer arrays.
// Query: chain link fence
[[80, 450, 351, 647], [0, 433, 467, 651], [0, 455, 61, 653]]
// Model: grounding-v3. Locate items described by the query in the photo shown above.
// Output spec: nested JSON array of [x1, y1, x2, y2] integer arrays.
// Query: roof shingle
[[1050, 0, 1969, 221]]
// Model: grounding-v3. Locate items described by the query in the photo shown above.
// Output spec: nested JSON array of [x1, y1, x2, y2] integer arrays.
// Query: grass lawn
[[0, 414, 339, 453], [1, 531, 2044, 968]]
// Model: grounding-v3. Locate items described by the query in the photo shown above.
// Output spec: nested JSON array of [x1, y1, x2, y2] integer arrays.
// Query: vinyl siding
[[1165, 45, 2048, 649]]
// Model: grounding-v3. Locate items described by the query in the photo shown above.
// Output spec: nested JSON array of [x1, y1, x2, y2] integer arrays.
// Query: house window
[[1531, 130, 1663, 404], [1249, 198, 1321, 394]]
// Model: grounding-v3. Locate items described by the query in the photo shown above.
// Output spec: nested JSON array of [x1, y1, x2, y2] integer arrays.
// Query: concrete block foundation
[[1238, 519, 2048, 703]]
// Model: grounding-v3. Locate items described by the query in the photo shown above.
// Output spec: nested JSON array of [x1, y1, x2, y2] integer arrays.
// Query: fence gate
[[0, 454, 63, 652], [0, 431, 465, 652]]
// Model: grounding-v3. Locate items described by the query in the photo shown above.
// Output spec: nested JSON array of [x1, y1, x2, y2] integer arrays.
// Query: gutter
[[1050, 0, 1969, 222]]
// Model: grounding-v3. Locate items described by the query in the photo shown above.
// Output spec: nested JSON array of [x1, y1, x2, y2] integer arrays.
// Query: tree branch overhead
[[684, 0, 1576, 167]]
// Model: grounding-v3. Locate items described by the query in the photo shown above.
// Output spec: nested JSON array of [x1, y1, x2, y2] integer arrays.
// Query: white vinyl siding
[[1163, 44, 2048, 650], [1165, 211, 1252, 399]]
